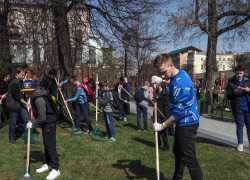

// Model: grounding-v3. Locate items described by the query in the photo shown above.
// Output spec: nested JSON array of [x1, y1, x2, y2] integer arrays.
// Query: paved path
[[128, 100, 250, 154]]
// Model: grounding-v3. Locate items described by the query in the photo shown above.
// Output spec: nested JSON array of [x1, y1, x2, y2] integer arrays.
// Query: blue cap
[[21, 80, 37, 91]]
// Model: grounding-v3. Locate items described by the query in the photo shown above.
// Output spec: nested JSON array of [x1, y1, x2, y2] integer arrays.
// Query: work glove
[[2, 93, 7, 99], [152, 122, 164, 132], [151, 76, 163, 85], [26, 122, 33, 129]]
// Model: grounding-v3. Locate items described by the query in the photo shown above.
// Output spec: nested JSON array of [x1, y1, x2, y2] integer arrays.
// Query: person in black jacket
[[115, 77, 128, 121], [23, 80, 60, 180], [6, 67, 28, 144], [154, 81, 171, 152], [0, 74, 10, 128], [226, 65, 250, 152], [40, 69, 57, 97]]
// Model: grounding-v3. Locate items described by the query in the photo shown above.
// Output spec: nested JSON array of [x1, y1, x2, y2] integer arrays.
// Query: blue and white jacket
[[169, 69, 200, 126], [60, 80, 87, 104]]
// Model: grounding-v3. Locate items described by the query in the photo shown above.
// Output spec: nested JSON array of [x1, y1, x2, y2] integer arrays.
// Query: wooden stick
[[120, 86, 134, 99], [27, 100, 31, 169], [88, 102, 102, 113], [57, 70, 60, 101], [121, 99, 136, 107], [96, 73, 98, 125], [149, 97, 165, 117], [154, 83, 160, 180], [54, 78, 74, 124]]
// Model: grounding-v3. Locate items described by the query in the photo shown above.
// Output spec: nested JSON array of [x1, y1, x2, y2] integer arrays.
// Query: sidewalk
[[128, 100, 250, 154]]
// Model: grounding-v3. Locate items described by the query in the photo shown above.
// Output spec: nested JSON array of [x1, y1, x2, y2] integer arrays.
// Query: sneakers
[[9, 138, 17, 145], [119, 117, 122, 121], [136, 128, 141, 132], [84, 130, 92, 135], [36, 164, 51, 173], [124, 118, 127, 121], [163, 148, 171, 153], [74, 128, 82, 134], [104, 136, 109, 140], [109, 137, 116, 142], [237, 143, 243, 151], [46, 169, 60, 180], [143, 129, 148, 132]]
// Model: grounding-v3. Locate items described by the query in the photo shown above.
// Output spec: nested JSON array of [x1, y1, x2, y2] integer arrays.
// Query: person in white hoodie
[[136, 80, 150, 131]]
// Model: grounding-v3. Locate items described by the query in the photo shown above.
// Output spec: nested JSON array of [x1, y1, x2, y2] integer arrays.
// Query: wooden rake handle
[[148, 97, 165, 117], [88, 102, 103, 113], [54, 78, 74, 120], [121, 99, 136, 107], [120, 86, 134, 99]]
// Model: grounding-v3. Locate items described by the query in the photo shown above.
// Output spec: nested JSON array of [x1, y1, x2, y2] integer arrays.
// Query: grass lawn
[[0, 107, 250, 180]]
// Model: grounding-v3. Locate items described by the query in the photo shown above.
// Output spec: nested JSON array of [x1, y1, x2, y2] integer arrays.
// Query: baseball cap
[[21, 80, 37, 91]]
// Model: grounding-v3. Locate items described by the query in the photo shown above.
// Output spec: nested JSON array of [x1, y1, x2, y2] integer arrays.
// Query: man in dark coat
[[115, 77, 128, 121], [40, 69, 57, 97]]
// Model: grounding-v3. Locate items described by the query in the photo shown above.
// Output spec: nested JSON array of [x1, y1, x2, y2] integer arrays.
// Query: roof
[[167, 46, 202, 55]]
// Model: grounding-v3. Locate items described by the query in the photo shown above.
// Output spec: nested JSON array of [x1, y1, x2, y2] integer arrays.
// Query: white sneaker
[[46, 169, 60, 180], [36, 164, 50, 173], [124, 118, 127, 121], [237, 143, 243, 152]]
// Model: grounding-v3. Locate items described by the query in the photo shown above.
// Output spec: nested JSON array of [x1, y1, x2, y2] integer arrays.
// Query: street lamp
[[122, 34, 131, 77], [86, 60, 90, 78]]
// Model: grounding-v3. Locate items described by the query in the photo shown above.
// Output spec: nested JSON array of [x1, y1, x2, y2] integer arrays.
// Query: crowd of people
[[2, 53, 250, 180]]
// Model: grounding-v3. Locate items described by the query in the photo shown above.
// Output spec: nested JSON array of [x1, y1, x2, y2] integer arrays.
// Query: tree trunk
[[0, 0, 12, 75], [52, 1, 75, 119], [205, 0, 218, 90]]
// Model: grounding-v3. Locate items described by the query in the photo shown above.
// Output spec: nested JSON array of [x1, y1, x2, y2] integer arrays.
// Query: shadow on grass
[[132, 138, 155, 147], [196, 137, 234, 148], [112, 160, 169, 180], [123, 123, 137, 129]]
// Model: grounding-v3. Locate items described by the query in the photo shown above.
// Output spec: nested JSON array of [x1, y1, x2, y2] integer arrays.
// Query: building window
[[18, 7, 22, 12], [77, 10, 81, 14], [18, 14, 22, 19], [223, 58, 225, 61], [228, 58, 230, 61], [201, 58, 203, 61], [10, 20, 15, 26], [219, 58, 221, 61], [201, 65, 203, 70], [89, 46, 96, 64], [77, 24, 81, 30], [223, 65, 225, 70], [19, 21, 22, 26]]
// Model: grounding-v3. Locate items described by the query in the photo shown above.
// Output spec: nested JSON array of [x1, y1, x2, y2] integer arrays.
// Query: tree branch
[[195, 0, 208, 34], [217, 9, 250, 21], [217, 14, 250, 36]]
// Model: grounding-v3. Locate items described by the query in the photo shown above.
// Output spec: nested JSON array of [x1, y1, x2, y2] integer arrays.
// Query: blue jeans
[[233, 111, 250, 144], [75, 102, 92, 131], [103, 113, 115, 138], [9, 104, 29, 139], [137, 104, 148, 130], [119, 103, 126, 118]]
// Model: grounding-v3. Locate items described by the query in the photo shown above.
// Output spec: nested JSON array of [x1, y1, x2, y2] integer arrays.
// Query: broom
[[54, 78, 76, 134], [20, 101, 34, 180], [89, 73, 107, 140]]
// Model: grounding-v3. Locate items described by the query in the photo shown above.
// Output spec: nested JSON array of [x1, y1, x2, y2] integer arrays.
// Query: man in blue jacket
[[152, 54, 203, 180], [59, 76, 92, 134]]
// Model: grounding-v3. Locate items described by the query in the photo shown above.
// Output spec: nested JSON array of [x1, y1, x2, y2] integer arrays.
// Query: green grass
[[0, 108, 250, 180]]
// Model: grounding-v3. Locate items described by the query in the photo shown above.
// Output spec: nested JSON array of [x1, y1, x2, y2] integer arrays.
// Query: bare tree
[[231, 54, 250, 75], [163, 0, 250, 89]]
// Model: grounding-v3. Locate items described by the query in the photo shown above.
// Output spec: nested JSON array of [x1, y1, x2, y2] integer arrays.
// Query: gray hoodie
[[31, 87, 56, 127], [98, 90, 113, 114], [136, 86, 150, 109]]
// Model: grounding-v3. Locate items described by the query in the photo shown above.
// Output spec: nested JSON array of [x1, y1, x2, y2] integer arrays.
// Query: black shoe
[[9, 139, 17, 145], [163, 148, 171, 153]]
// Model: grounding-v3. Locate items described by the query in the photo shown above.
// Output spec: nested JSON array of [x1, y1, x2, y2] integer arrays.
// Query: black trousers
[[196, 91, 201, 100], [172, 123, 203, 180], [158, 129, 170, 149], [42, 122, 59, 169], [213, 94, 219, 104]]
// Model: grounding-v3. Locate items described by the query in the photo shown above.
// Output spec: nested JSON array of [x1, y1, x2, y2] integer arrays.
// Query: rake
[[89, 73, 107, 140], [55, 78, 76, 134], [88, 102, 122, 128], [20, 101, 34, 180]]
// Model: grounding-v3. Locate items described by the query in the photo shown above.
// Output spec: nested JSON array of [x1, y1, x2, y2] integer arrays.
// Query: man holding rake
[[152, 54, 203, 180]]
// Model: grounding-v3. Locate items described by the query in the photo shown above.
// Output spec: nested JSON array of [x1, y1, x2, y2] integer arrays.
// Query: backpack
[[110, 90, 121, 110], [35, 95, 65, 121], [133, 88, 145, 103], [75, 82, 94, 102]]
